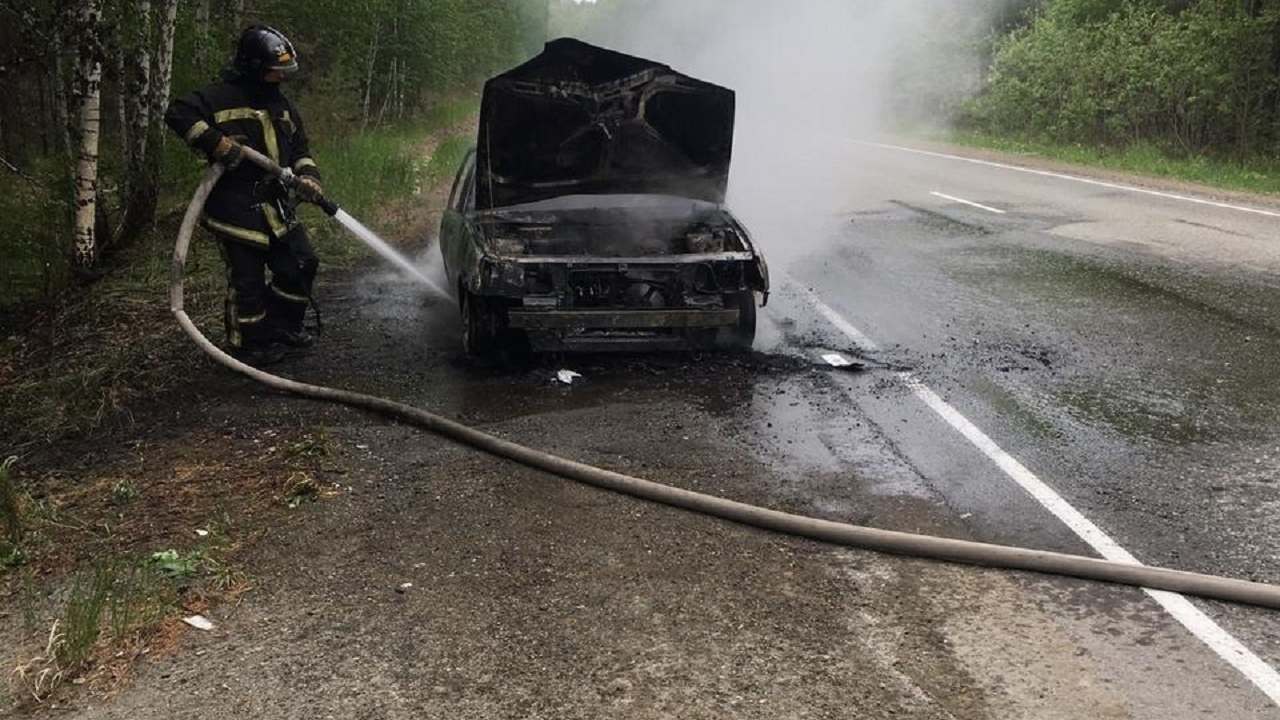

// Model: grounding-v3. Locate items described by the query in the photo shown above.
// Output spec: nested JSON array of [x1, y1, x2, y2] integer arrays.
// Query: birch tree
[[116, 0, 177, 243], [116, 0, 154, 240], [193, 0, 209, 78], [152, 0, 179, 135], [70, 0, 104, 269], [362, 21, 380, 129]]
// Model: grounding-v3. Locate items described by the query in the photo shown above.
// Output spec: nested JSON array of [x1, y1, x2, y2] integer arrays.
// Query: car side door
[[439, 148, 477, 295]]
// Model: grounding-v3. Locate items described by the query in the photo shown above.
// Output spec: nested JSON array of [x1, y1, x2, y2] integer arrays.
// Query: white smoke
[[552, 0, 995, 271]]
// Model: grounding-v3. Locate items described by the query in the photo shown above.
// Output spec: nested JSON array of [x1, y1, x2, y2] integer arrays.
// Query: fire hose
[[172, 147, 1280, 610]]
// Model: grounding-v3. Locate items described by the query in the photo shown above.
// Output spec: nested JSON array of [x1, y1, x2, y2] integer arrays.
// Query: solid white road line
[[931, 191, 1007, 215], [796, 285, 881, 351], [864, 141, 1280, 220], [800, 289, 1280, 705]]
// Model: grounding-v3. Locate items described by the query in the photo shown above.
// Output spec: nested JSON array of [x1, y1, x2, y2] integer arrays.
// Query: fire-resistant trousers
[[216, 226, 319, 349]]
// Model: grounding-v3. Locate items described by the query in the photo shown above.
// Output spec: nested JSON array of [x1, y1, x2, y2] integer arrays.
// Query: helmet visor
[[268, 49, 299, 73]]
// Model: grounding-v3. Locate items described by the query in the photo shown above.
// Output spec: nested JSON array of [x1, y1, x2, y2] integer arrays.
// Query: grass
[[283, 428, 334, 460], [425, 135, 474, 185], [304, 117, 465, 265], [938, 130, 1280, 196], [57, 564, 113, 671], [0, 456, 23, 565], [0, 169, 71, 311], [2, 439, 336, 707], [312, 97, 475, 224], [421, 96, 480, 131], [3, 452, 302, 706], [320, 127, 426, 220], [0, 236, 224, 452], [10, 557, 176, 706]]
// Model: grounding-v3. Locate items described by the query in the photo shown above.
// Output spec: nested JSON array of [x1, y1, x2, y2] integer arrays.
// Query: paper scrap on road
[[183, 615, 215, 631], [822, 353, 855, 367], [556, 370, 582, 385]]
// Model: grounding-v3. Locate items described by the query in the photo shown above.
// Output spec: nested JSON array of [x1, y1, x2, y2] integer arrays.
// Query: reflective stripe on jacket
[[165, 78, 321, 246]]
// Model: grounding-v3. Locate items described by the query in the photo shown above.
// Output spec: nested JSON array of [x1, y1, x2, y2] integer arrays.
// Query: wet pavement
[[751, 140, 1280, 712], [46, 143, 1280, 719]]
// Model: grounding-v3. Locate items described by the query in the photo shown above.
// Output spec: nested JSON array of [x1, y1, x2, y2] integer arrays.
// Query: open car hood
[[476, 38, 735, 210]]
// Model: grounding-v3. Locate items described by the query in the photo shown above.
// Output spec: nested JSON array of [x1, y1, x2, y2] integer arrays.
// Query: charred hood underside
[[476, 38, 735, 210], [474, 199, 751, 259]]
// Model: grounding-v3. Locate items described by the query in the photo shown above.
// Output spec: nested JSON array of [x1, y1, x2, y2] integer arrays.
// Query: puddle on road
[[886, 201, 994, 237], [953, 244, 1280, 448], [742, 368, 939, 503], [1054, 383, 1227, 446], [966, 374, 1064, 444]]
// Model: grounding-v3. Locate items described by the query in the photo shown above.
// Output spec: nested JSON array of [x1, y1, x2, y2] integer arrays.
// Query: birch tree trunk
[[116, 0, 156, 242], [128, 0, 153, 162], [72, 0, 105, 270], [115, 49, 131, 200], [152, 0, 180, 128], [362, 22, 380, 130], [194, 0, 210, 78]]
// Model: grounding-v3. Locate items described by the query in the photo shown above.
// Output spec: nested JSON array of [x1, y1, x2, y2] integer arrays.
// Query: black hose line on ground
[[172, 151, 1280, 611]]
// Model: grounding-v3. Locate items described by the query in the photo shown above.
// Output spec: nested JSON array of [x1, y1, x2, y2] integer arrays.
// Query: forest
[[965, 0, 1280, 159], [0, 0, 1277, 312], [0, 0, 547, 309]]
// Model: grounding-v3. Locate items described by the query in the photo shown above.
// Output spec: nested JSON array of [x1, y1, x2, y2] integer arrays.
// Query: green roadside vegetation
[[938, 131, 1280, 197], [942, 0, 1280, 198]]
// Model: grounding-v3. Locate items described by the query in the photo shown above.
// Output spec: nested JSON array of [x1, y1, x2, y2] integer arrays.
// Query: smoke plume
[[554, 0, 999, 271]]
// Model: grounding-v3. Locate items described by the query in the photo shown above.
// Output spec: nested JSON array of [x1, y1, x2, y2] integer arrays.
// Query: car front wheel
[[461, 291, 498, 358], [721, 290, 756, 349]]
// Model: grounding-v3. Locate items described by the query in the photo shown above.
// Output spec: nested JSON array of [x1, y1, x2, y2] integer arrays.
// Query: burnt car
[[439, 38, 769, 356]]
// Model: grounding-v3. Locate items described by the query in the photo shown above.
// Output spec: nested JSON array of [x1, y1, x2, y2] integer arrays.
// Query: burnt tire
[[461, 291, 498, 358], [721, 290, 757, 349]]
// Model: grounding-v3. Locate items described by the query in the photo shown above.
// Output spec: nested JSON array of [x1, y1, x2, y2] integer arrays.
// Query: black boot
[[271, 327, 315, 349]]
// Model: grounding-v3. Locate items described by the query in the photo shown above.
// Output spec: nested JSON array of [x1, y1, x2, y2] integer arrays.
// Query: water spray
[[239, 146, 449, 299], [330, 209, 446, 296], [170, 151, 1280, 612]]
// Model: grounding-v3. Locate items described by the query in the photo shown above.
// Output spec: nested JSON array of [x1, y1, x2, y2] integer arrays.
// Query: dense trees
[[552, 0, 1277, 162], [965, 0, 1280, 158], [0, 0, 544, 302], [2, 0, 1275, 307]]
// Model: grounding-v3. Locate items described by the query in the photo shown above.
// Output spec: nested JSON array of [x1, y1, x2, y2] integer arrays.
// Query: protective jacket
[[165, 76, 321, 247]]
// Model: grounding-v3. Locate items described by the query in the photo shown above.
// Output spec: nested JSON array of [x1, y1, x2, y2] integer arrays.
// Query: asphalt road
[[53, 142, 1280, 719], [739, 138, 1280, 715]]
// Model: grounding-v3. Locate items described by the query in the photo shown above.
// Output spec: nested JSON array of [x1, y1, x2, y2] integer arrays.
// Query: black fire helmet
[[233, 25, 299, 79]]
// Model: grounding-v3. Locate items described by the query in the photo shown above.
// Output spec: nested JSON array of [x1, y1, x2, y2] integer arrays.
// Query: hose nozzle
[[280, 167, 340, 216], [313, 195, 340, 217], [242, 148, 340, 217]]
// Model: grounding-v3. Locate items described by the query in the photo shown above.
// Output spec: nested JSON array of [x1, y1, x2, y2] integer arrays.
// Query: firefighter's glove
[[212, 136, 244, 169], [296, 177, 324, 204]]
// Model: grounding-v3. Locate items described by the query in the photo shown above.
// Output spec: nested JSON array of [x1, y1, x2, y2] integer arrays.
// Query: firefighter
[[165, 25, 324, 364]]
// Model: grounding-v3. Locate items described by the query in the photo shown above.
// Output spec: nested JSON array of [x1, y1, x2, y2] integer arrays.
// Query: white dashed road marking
[[863, 141, 1280, 219], [930, 191, 1006, 214], [800, 289, 1280, 705]]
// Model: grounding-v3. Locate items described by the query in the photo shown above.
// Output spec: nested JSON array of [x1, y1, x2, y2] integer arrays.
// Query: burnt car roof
[[476, 38, 735, 210]]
